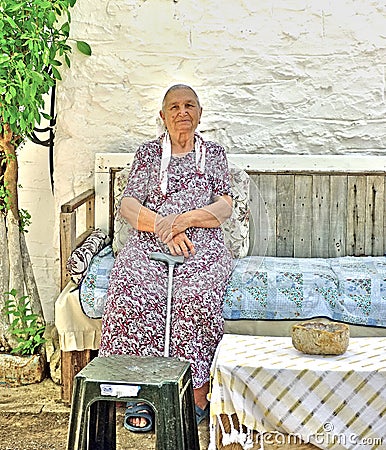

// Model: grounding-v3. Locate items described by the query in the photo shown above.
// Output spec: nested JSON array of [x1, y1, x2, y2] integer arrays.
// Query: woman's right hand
[[155, 213, 190, 244], [120, 197, 195, 257], [166, 232, 195, 258]]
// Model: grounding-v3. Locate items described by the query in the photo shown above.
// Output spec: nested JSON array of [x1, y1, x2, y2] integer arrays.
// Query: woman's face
[[160, 88, 202, 137]]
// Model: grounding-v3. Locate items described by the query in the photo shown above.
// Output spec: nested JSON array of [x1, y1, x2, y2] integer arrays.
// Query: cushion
[[221, 164, 250, 258], [112, 165, 132, 255], [79, 245, 115, 319], [112, 162, 250, 258], [66, 229, 108, 285]]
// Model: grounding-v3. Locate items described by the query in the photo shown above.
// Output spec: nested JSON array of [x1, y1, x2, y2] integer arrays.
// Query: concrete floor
[[0, 378, 210, 450], [0, 378, 318, 450]]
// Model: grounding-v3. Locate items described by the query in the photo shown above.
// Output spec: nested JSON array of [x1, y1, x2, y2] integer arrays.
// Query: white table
[[209, 334, 386, 450]]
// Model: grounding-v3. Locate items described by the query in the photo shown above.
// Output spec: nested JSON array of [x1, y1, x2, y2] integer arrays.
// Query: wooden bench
[[58, 153, 386, 403]]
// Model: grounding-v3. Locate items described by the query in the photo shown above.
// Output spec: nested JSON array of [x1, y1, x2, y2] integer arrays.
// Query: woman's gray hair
[[161, 84, 201, 110]]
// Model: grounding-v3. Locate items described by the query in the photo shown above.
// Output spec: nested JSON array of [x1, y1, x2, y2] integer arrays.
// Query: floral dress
[[99, 136, 233, 388]]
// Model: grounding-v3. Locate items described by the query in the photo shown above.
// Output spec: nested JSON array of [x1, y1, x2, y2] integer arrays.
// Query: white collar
[[160, 131, 206, 195]]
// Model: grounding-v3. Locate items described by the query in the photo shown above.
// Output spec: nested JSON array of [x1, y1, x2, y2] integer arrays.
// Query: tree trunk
[[3, 131, 24, 297], [6, 213, 25, 297], [0, 124, 45, 350], [0, 214, 9, 296], [20, 233, 44, 323], [2, 125, 19, 221], [0, 214, 11, 352]]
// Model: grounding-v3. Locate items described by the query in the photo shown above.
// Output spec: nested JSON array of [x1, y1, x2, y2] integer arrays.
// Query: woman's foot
[[194, 381, 210, 424], [123, 402, 154, 433], [195, 403, 209, 425]]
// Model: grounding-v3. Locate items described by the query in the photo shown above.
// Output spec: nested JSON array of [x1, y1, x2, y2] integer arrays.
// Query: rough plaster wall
[[21, 0, 386, 322]]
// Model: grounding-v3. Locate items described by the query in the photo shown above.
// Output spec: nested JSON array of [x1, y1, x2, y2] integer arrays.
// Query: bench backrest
[[95, 153, 386, 258]]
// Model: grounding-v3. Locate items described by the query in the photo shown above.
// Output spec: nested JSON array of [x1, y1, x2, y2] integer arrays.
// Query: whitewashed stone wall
[[20, 0, 386, 322]]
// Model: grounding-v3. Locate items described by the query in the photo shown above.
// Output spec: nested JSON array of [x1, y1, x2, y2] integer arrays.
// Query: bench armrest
[[60, 188, 96, 289]]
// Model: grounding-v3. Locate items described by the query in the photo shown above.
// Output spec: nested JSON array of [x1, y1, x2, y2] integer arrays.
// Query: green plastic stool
[[66, 355, 199, 450]]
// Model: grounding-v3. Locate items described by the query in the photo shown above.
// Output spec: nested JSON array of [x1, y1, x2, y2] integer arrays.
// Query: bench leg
[[61, 350, 93, 404]]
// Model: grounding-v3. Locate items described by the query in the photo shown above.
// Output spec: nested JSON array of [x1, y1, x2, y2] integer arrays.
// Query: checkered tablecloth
[[209, 334, 386, 450]]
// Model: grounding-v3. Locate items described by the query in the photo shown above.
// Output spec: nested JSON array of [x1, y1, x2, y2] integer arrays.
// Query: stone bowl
[[291, 321, 350, 355]]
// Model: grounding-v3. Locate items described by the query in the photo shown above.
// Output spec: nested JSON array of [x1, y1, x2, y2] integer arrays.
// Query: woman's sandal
[[123, 402, 154, 433], [195, 403, 209, 425]]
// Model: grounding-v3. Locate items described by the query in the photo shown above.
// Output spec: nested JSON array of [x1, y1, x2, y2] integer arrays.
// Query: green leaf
[[8, 289, 18, 297], [25, 314, 38, 321], [61, 22, 70, 35], [47, 11, 57, 27], [0, 54, 10, 64], [42, 48, 50, 65], [30, 71, 44, 83], [9, 86, 17, 97], [76, 40, 92, 56], [50, 66, 62, 80], [8, 3, 23, 13], [5, 15, 17, 29], [24, 327, 36, 333]]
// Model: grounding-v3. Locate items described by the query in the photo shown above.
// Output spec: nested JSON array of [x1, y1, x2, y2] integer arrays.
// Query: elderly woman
[[99, 84, 233, 431]]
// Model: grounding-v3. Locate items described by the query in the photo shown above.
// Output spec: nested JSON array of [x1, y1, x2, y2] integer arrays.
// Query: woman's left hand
[[166, 232, 195, 257], [155, 213, 189, 243]]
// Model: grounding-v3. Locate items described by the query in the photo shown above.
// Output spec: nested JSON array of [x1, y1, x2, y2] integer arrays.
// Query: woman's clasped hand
[[154, 212, 195, 257]]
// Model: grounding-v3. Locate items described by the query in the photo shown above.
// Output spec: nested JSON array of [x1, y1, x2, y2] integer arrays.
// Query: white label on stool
[[100, 384, 140, 397]]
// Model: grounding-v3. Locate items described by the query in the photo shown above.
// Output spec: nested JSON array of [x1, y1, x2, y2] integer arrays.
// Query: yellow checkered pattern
[[210, 335, 386, 449]]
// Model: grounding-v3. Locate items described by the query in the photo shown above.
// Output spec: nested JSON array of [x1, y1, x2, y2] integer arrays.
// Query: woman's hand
[[155, 214, 194, 257], [166, 231, 195, 258], [155, 213, 190, 243]]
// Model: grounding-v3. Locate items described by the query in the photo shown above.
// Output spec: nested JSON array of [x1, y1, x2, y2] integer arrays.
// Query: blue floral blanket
[[79, 247, 386, 327], [223, 256, 386, 327]]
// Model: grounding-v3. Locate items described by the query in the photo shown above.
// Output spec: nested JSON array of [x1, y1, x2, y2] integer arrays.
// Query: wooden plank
[[247, 174, 259, 255], [250, 174, 276, 256], [96, 153, 386, 177], [347, 176, 366, 256], [201, 153, 386, 174], [261, 175, 277, 256], [293, 175, 312, 257], [60, 350, 93, 404], [384, 178, 386, 254], [60, 191, 96, 289], [329, 176, 347, 257], [311, 175, 330, 257], [95, 154, 135, 235], [365, 175, 385, 256], [94, 169, 110, 234], [95, 152, 134, 172], [61, 188, 95, 213], [60, 211, 76, 290], [109, 170, 117, 238], [276, 175, 294, 257], [85, 196, 95, 231]]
